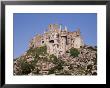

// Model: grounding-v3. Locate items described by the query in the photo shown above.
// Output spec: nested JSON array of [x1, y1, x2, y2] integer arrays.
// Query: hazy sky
[[14, 13, 97, 58]]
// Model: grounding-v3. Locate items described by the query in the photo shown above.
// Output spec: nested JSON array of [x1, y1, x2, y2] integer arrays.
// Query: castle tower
[[60, 30, 67, 55], [60, 36, 66, 55], [74, 36, 84, 48], [64, 26, 68, 31]]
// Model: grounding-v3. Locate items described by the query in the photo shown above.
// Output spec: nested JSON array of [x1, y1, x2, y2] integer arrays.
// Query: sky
[[14, 13, 97, 59]]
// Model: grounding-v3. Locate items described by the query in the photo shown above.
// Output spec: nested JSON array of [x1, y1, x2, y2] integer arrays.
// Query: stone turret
[[48, 24, 59, 32], [64, 26, 68, 31], [74, 36, 84, 48]]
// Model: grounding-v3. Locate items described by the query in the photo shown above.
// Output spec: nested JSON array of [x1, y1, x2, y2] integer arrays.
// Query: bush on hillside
[[69, 48, 80, 57], [49, 54, 57, 63], [27, 45, 47, 56], [19, 59, 35, 75]]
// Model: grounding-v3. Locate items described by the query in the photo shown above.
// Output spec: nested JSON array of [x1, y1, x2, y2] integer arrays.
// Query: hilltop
[[14, 24, 97, 75], [14, 45, 97, 75]]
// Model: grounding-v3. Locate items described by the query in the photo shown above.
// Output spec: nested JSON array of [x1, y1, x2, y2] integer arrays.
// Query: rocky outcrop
[[14, 45, 97, 75]]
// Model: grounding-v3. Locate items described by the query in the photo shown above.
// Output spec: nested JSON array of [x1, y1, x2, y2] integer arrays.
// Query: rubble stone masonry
[[29, 24, 84, 57]]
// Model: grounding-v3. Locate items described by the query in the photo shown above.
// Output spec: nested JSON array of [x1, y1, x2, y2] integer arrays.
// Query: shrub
[[49, 54, 58, 64], [27, 45, 47, 57], [56, 63, 63, 70], [49, 54, 57, 59], [19, 59, 35, 75], [69, 48, 80, 57], [48, 67, 56, 74], [32, 68, 40, 75]]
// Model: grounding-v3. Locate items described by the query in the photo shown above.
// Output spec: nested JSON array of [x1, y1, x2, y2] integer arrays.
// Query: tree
[[69, 48, 80, 57], [19, 59, 35, 75]]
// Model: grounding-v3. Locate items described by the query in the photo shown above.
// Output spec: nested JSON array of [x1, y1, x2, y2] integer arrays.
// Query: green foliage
[[49, 64, 63, 75], [49, 54, 57, 59], [49, 54, 65, 66], [48, 55, 64, 74], [54, 59, 64, 70], [32, 68, 40, 75], [35, 45, 47, 55], [19, 59, 35, 75], [69, 48, 80, 57], [56, 63, 63, 70], [48, 67, 56, 74], [14, 43, 97, 75], [27, 45, 47, 57], [49, 54, 57, 63], [15, 46, 47, 75]]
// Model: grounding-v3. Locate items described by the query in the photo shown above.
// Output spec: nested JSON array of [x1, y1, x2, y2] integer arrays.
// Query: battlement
[[60, 31, 67, 36], [48, 24, 60, 31]]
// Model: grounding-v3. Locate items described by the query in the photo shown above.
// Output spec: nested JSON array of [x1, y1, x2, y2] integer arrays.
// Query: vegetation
[[19, 59, 35, 75], [49, 54, 58, 64], [69, 48, 80, 57], [48, 55, 64, 74], [32, 68, 40, 75], [48, 67, 56, 74], [14, 45, 97, 76], [27, 45, 47, 57]]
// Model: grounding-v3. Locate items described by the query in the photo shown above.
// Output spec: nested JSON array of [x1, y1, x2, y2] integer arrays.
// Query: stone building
[[29, 24, 84, 57]]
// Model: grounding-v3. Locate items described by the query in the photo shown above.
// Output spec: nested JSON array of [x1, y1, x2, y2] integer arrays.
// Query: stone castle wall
[[29, 24, 84, 57]]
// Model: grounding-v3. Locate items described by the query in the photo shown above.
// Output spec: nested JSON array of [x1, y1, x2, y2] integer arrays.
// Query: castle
[[29, 24, 84, 57]]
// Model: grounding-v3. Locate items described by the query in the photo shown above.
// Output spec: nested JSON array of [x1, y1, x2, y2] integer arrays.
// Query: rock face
[[14, 45, 97, 75]]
